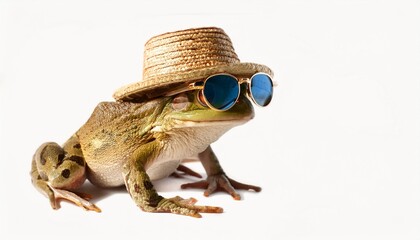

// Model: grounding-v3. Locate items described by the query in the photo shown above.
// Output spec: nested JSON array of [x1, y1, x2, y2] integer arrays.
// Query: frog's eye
[[171, 93, 190, 110]]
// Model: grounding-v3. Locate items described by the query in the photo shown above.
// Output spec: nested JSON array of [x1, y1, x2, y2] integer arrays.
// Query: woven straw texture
[[113, 27, 273, 102]]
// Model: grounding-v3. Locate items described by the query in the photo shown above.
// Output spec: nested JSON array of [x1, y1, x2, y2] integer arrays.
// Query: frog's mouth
[[151, 114, 253, 134], [172, 114, 253, 128], [169, 114, 254, 128]]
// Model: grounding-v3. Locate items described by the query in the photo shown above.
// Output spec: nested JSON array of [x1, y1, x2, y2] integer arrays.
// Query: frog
[[30, 91, 261, 217]]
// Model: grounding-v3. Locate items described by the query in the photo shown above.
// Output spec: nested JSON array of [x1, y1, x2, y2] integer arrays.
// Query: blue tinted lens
[[203, 74, 239, 110], [250, 73, 273, 106]]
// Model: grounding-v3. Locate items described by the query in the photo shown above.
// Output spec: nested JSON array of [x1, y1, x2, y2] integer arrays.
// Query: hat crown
[[142, 27, 240, 81]]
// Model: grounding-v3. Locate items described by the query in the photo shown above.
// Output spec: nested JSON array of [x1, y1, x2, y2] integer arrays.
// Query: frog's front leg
[[181, 145, 261, 200], [123, 142, 223, 218], [30, 135, 100, 212]]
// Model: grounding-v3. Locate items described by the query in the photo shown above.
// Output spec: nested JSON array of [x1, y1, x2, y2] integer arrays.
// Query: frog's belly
[[146, 159, 182, 181], [86, 157, 181, 187]]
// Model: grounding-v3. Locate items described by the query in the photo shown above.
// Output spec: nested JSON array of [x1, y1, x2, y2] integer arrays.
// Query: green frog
[[30, 91, 262, 217]]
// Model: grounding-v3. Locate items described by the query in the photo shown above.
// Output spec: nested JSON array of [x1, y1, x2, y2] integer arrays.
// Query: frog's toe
[[155, 196, 223, 218], [171, 196, 223, 214], [181, 174, 261, 200], [49, 185, 101, 212], [46, 188, 60, 210]]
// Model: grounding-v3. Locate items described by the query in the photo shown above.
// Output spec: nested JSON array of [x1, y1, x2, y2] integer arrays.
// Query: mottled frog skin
[[31, 92, 261, 217]]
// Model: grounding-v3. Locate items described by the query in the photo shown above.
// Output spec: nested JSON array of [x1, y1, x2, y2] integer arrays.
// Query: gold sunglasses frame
[[165, 72, 274, 111]]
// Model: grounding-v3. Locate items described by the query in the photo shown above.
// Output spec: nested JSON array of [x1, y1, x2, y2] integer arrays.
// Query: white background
[[1, 0, 419, 239]]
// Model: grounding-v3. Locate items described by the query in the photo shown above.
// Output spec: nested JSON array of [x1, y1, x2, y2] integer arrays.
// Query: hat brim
[[113, 62, 273, 102]]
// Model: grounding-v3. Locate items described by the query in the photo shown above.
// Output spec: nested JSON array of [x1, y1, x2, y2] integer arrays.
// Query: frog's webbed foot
[[148, 196, 223, 218], [170, 164, 202, 179], [181, 174, 261, 200], [47, 184, 101, 212], [182, 146, 262, 200]]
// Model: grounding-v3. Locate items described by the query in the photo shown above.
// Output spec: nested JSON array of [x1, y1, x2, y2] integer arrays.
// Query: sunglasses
[[166, 72, 274, 111]]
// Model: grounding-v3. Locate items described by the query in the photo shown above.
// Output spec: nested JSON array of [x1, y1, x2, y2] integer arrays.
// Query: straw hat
[[113, 27, 273, 102]]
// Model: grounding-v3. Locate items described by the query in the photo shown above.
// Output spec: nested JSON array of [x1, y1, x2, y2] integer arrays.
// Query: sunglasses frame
[[165, 72, 273, 111]]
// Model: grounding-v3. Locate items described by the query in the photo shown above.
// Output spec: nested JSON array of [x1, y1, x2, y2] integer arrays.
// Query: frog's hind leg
[[30, 135, 101, 212]]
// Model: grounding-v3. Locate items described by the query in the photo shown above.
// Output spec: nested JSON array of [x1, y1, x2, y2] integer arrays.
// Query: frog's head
[[155, 90, 254, 139]]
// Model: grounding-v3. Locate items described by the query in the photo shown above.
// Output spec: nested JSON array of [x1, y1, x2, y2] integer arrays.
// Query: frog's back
[[76, 100, 164, 187]]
